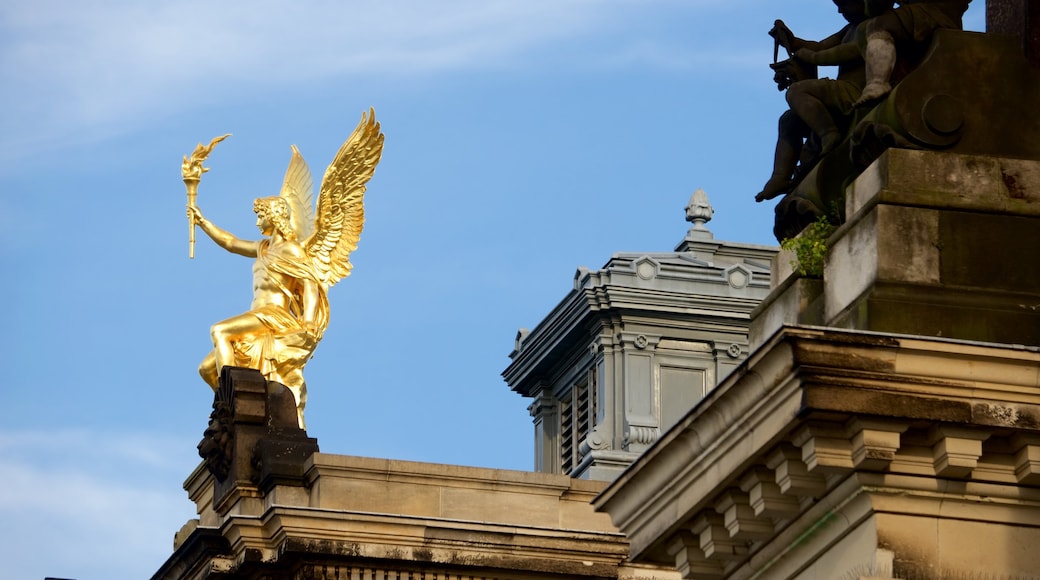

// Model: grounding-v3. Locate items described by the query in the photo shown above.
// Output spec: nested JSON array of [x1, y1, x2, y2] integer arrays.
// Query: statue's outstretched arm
[[797, 29, 846, 52], [796, 41, 861, 67], [187, 206, 258, 257], [813, 41, 861, 66]]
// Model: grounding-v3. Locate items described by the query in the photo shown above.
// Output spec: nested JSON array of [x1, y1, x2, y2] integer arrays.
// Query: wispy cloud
[[0, 429, 198, 579], [0, 428, 192, 471], [0, 0, 728, 159]]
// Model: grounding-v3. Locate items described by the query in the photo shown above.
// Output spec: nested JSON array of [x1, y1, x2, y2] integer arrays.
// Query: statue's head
[[834, 0, 867, 24], [254, 196, 296, 239]]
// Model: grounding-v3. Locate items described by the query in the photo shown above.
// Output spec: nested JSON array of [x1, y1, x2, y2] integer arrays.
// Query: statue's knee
[[778, 108, 805, 135], [199, 355, 218, 390], [785, 88, 801, 109], [211, 322, 230, 343], [786, 79, 820, 106]]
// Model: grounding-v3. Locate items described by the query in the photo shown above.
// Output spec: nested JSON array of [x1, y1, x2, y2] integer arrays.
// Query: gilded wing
[[279, 145, 316, 242], [305, 108, 384, 287]]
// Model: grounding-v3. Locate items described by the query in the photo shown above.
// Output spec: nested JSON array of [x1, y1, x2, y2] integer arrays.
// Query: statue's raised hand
[[768, 20, 796, 53], [793, 47, 820, 66]]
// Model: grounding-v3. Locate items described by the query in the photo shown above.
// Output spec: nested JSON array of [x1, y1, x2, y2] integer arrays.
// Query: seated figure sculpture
[[185, 110, 384, 428], [189, 195, 327, 425], [756, 0, 870, 203], [761, 1, 1039, 242]]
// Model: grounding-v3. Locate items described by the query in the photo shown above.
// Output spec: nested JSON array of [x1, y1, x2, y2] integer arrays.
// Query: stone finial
[[676, 189, 719, 251], [686, 189, 714, 231]]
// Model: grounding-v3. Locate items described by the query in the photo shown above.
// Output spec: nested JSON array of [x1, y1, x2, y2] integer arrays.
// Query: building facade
[[503, 192, 776, 480]]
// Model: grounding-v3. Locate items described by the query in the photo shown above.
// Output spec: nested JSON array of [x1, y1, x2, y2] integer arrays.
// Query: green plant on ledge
[[780, 216, 835, 277]]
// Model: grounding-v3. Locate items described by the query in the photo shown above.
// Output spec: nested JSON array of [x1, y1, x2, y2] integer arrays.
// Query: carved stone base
[[197, 367, 319, 511]]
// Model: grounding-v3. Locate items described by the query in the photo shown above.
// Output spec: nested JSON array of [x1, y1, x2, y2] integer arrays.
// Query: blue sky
[[0, 1, 985, 578]]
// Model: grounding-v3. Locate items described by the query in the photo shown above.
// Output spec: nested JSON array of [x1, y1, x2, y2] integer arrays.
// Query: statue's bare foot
[[855, 81, 891, 107], [755, 176, 791, 202]]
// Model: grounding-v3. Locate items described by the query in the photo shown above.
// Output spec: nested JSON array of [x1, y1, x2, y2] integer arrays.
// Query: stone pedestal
[[750, 273, 824, 351], [196, 367, 319, 515], [824, 149, 1040, 344]]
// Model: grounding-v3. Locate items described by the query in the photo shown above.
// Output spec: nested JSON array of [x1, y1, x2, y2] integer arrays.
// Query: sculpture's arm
[[795, 40, 861, 67], [298, 277, 322, 336], [813, 41, 861, 66], [771, 21, 844, 53], [188, 206, 258, 257], [797, 29, 845, 52]]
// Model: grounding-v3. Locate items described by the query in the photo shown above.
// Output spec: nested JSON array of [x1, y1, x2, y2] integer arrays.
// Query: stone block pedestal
[[824, 149, 1040, 344]]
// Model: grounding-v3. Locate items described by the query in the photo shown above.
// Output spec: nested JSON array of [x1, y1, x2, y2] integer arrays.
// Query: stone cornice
[[504, 283, 767, 395], [594, 326, 1040, 570], [172, 453, 682, 580], [503, 242, 776, 396], [305, 453, 609, 500]]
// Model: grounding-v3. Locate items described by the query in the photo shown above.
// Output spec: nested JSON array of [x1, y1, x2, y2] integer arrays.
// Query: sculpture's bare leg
[[757, 110, 806, 202], [211, 312, 268, 373], [199, 352, 219, 390], [788, 80, 842, 156], [857, 30, 896, 105]]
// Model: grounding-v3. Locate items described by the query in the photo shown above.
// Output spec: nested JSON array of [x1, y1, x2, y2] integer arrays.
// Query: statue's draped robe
[[235, 239, 329, 391]]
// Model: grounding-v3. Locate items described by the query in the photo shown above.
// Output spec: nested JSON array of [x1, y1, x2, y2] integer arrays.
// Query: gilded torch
[[182, 134, 230, 258]]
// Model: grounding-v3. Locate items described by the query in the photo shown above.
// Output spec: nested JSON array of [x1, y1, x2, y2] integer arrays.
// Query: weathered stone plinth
[[823, 149, 1040, 344], [749, 273, 823, 351], [196, 367, 319, 515]]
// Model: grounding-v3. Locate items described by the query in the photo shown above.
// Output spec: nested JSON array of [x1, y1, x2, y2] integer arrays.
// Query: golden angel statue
[[186, 109, 384, 428]]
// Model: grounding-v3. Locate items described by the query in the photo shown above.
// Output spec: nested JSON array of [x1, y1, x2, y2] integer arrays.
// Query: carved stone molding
[[625, 425, 661, 449], [197, 367, 319, 512]]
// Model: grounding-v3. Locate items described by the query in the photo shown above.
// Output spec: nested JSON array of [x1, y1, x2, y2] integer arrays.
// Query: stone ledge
[[595, 327, 1040, 577], [173, 449, 671, 579], [847, 149, 1040, 221]]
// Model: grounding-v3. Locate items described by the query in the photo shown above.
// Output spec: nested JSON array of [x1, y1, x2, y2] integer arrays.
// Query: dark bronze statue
[[755, 0, 1024, 244], [756, 0, 869, 203]]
